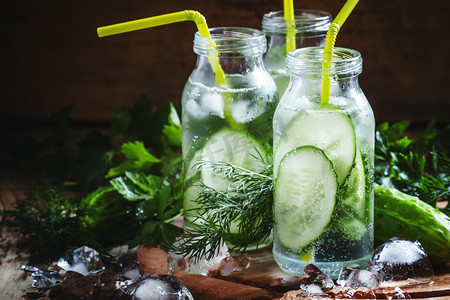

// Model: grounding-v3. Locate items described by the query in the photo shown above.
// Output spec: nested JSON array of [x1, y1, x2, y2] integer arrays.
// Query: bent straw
[[97, 10, 227, 86], [97, 10, 246, 129], [320, 0, 359, 105], [283, 0, 296, 54]]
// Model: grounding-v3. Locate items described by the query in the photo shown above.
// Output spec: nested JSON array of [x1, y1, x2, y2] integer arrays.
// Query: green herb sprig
[[171, 161, 274, 262], [375, 119, 450, 215], [3, 95, 184, 263]]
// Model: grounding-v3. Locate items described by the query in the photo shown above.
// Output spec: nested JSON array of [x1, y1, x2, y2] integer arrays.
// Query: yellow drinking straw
[[97, 10, 227, 86], [283, 0, 296, 54], [97, 10, 247, 129], [320, 0, 359, 105]]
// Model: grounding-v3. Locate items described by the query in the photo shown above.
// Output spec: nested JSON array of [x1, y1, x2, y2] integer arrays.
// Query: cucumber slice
[[337, 218, 367, 241], [274, 146, 338, 250], [340, 148, 366, 219], [197, 128, 266, 188], [274, 107, 356, 185], [184, 128, 266, 231]]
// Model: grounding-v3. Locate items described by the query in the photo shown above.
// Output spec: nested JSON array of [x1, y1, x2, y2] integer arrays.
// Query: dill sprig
[[172, 161, 274, 262]]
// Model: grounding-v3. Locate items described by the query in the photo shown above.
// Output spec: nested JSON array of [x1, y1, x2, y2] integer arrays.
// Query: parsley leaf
[[106, 142, 160, 178]]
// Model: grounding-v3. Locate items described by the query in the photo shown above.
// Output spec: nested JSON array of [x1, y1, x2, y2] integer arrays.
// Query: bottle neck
[[287, 47, 362, 78], [262, 10, 331, 73], [262, 9, 332, 36], [286, 47, 363, 100], [196, 54, 265, 75], [192, 27, 267, 76], [193, 27, 266, 57]]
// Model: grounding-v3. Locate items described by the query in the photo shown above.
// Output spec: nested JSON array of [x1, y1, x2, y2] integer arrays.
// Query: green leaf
[[381, 120, 410, 140], [394, 136, 412, 151], [129, 221, 182, 249], [162, 103, 182, 147], [81, 186, 138, 245], [110, 172, 161, 201], [106, 141, 159, 178]]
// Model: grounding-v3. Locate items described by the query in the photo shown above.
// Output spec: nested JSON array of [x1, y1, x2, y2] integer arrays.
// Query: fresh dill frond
[[171, 161, 274, 262], [3, 184, 102, 264]]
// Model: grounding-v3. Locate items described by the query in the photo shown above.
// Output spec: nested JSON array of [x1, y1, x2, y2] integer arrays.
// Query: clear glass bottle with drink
[[182, 27, 278, 248], [272, 47, 375, 277], [262, 10, 332, 97]]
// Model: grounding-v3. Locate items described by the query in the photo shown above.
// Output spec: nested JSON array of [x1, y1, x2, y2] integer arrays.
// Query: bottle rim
[[193, 27, 267, 56], [262, 9, 332, 35], [286, 47, 362, 76]]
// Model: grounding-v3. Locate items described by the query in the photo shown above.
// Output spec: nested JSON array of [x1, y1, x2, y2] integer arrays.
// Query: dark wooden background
[[1, 0, 449, 125]]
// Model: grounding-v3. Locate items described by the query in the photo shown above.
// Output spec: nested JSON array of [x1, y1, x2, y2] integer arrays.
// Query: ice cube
[[208, 255, 250, 277], [129, 274, 193, 300], [336, 267, 382, 289], [368, 237, 434, 280], [294, 264, 335, 298], [299, 283, 328, 296], [21, 265, 63, 289], [232, 100, 260, 124], [57, 246, 105, 276], [168, 237, 229, 275], [185, 92, 224, 120], [121, 263, 141, 282], [301, 264, 334, 289]]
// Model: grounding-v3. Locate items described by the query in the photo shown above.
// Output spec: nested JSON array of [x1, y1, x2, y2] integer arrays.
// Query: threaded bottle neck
[[193, 27, 267, 57]]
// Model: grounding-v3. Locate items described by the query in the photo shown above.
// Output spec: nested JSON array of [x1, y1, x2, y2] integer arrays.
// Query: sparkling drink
[[182, 28, 278, 248], [272, 47, 375, 277]]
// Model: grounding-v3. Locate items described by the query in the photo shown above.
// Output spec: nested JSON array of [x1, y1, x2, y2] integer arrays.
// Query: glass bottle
[[182, 27, 278, 248], [262, 10, 332, 97], [272, 47, 375, 277]]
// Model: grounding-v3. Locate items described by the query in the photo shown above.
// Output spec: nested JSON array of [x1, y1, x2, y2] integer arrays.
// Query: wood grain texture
[[1, 0, 449, 124]]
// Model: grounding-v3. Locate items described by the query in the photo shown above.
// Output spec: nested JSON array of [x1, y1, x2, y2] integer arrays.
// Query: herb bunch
[[172, 161, 274, 262], [3, 95, 183, 263], [375, 119, 450, 215]]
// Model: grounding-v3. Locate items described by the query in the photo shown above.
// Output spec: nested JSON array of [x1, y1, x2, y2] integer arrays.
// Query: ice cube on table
[[293, 264, 335, 298], [368, 237, 434, 280], [301, 264, 334, 289], [208, 255, 251, 277], [168, 237, 230, 275], [57, 246, 105, 276], [130, 274, 193, 300], [20, 265, 63, 289], [336, 267, 382, 289]]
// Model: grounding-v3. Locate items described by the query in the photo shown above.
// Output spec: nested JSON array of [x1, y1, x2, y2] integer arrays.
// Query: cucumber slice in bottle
[[340, 147, 366, 219], [197, 128, 266, 188], [337, 218, 367, 241], [184, 128, 266, 232], [274, 146, 338, 250], [274, 107, 356, 185]]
